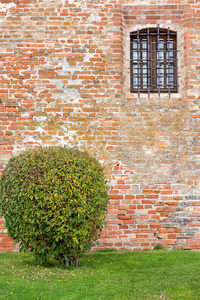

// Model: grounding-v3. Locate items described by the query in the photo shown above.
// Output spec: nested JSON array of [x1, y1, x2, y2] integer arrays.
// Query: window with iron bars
[[130, 26, 178, 97]]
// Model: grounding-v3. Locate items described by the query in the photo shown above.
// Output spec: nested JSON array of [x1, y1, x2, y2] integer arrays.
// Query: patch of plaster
[[0, 2, 16, 13], [88, 11, 101, 23], [68, 0, 85, 4], [61, 88, 81, 103], [186, 186, 200, 196], [33, 116, 47, 124]]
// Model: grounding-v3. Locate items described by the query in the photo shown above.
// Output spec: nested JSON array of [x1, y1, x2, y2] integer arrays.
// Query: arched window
[[130, 25, 178, 96]]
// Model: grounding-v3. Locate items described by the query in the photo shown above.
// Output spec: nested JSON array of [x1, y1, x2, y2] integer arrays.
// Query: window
[[130, 26, 178, 96]]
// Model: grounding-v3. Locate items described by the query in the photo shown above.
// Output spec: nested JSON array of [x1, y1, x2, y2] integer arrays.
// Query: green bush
[[0, 146, 109, 267], [96, 248, 118, 253], [153, 243, 164, 250]]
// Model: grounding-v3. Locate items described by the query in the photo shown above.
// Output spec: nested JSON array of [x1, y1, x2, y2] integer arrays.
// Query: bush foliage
[[0, 146, 109, 267]]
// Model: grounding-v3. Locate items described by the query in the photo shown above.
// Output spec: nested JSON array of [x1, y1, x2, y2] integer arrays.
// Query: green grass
[[0, 250, 200, 300]]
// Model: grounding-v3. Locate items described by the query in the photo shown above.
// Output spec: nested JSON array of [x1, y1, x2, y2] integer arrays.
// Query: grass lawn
[[0, 250, 200, 300]]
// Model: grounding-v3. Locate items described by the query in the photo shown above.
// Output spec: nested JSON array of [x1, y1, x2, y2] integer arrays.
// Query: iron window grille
[[130, 25, 179, 97]]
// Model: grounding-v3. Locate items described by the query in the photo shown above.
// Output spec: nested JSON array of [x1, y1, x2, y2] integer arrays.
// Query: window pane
[[132, 40, 139, 61], [157, 64, 164, 88], [157, 39, 164, 61], [157, 39, 165, 88], [166, 64, 174, 88], [142, 65, 147, 88], [166, 39, 174, 61], [142, 39, 147, 61], [133, 64, 140, 88]]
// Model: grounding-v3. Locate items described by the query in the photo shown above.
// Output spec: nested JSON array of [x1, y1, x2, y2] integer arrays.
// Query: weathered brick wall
[[0, 0, 200, 252]]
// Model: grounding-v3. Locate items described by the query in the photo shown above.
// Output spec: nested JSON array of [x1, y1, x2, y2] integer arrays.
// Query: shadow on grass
[[18, 249, 122, 270]]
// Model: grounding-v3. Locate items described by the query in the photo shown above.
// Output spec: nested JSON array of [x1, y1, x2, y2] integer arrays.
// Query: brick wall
[[0, 0, 200, 252]]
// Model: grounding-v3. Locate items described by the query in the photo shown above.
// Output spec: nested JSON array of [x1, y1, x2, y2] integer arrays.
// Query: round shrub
[[0, 146, 109, 267]]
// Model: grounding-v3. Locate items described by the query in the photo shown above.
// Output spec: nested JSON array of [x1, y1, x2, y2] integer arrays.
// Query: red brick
[[0, 0, 199, 254]]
